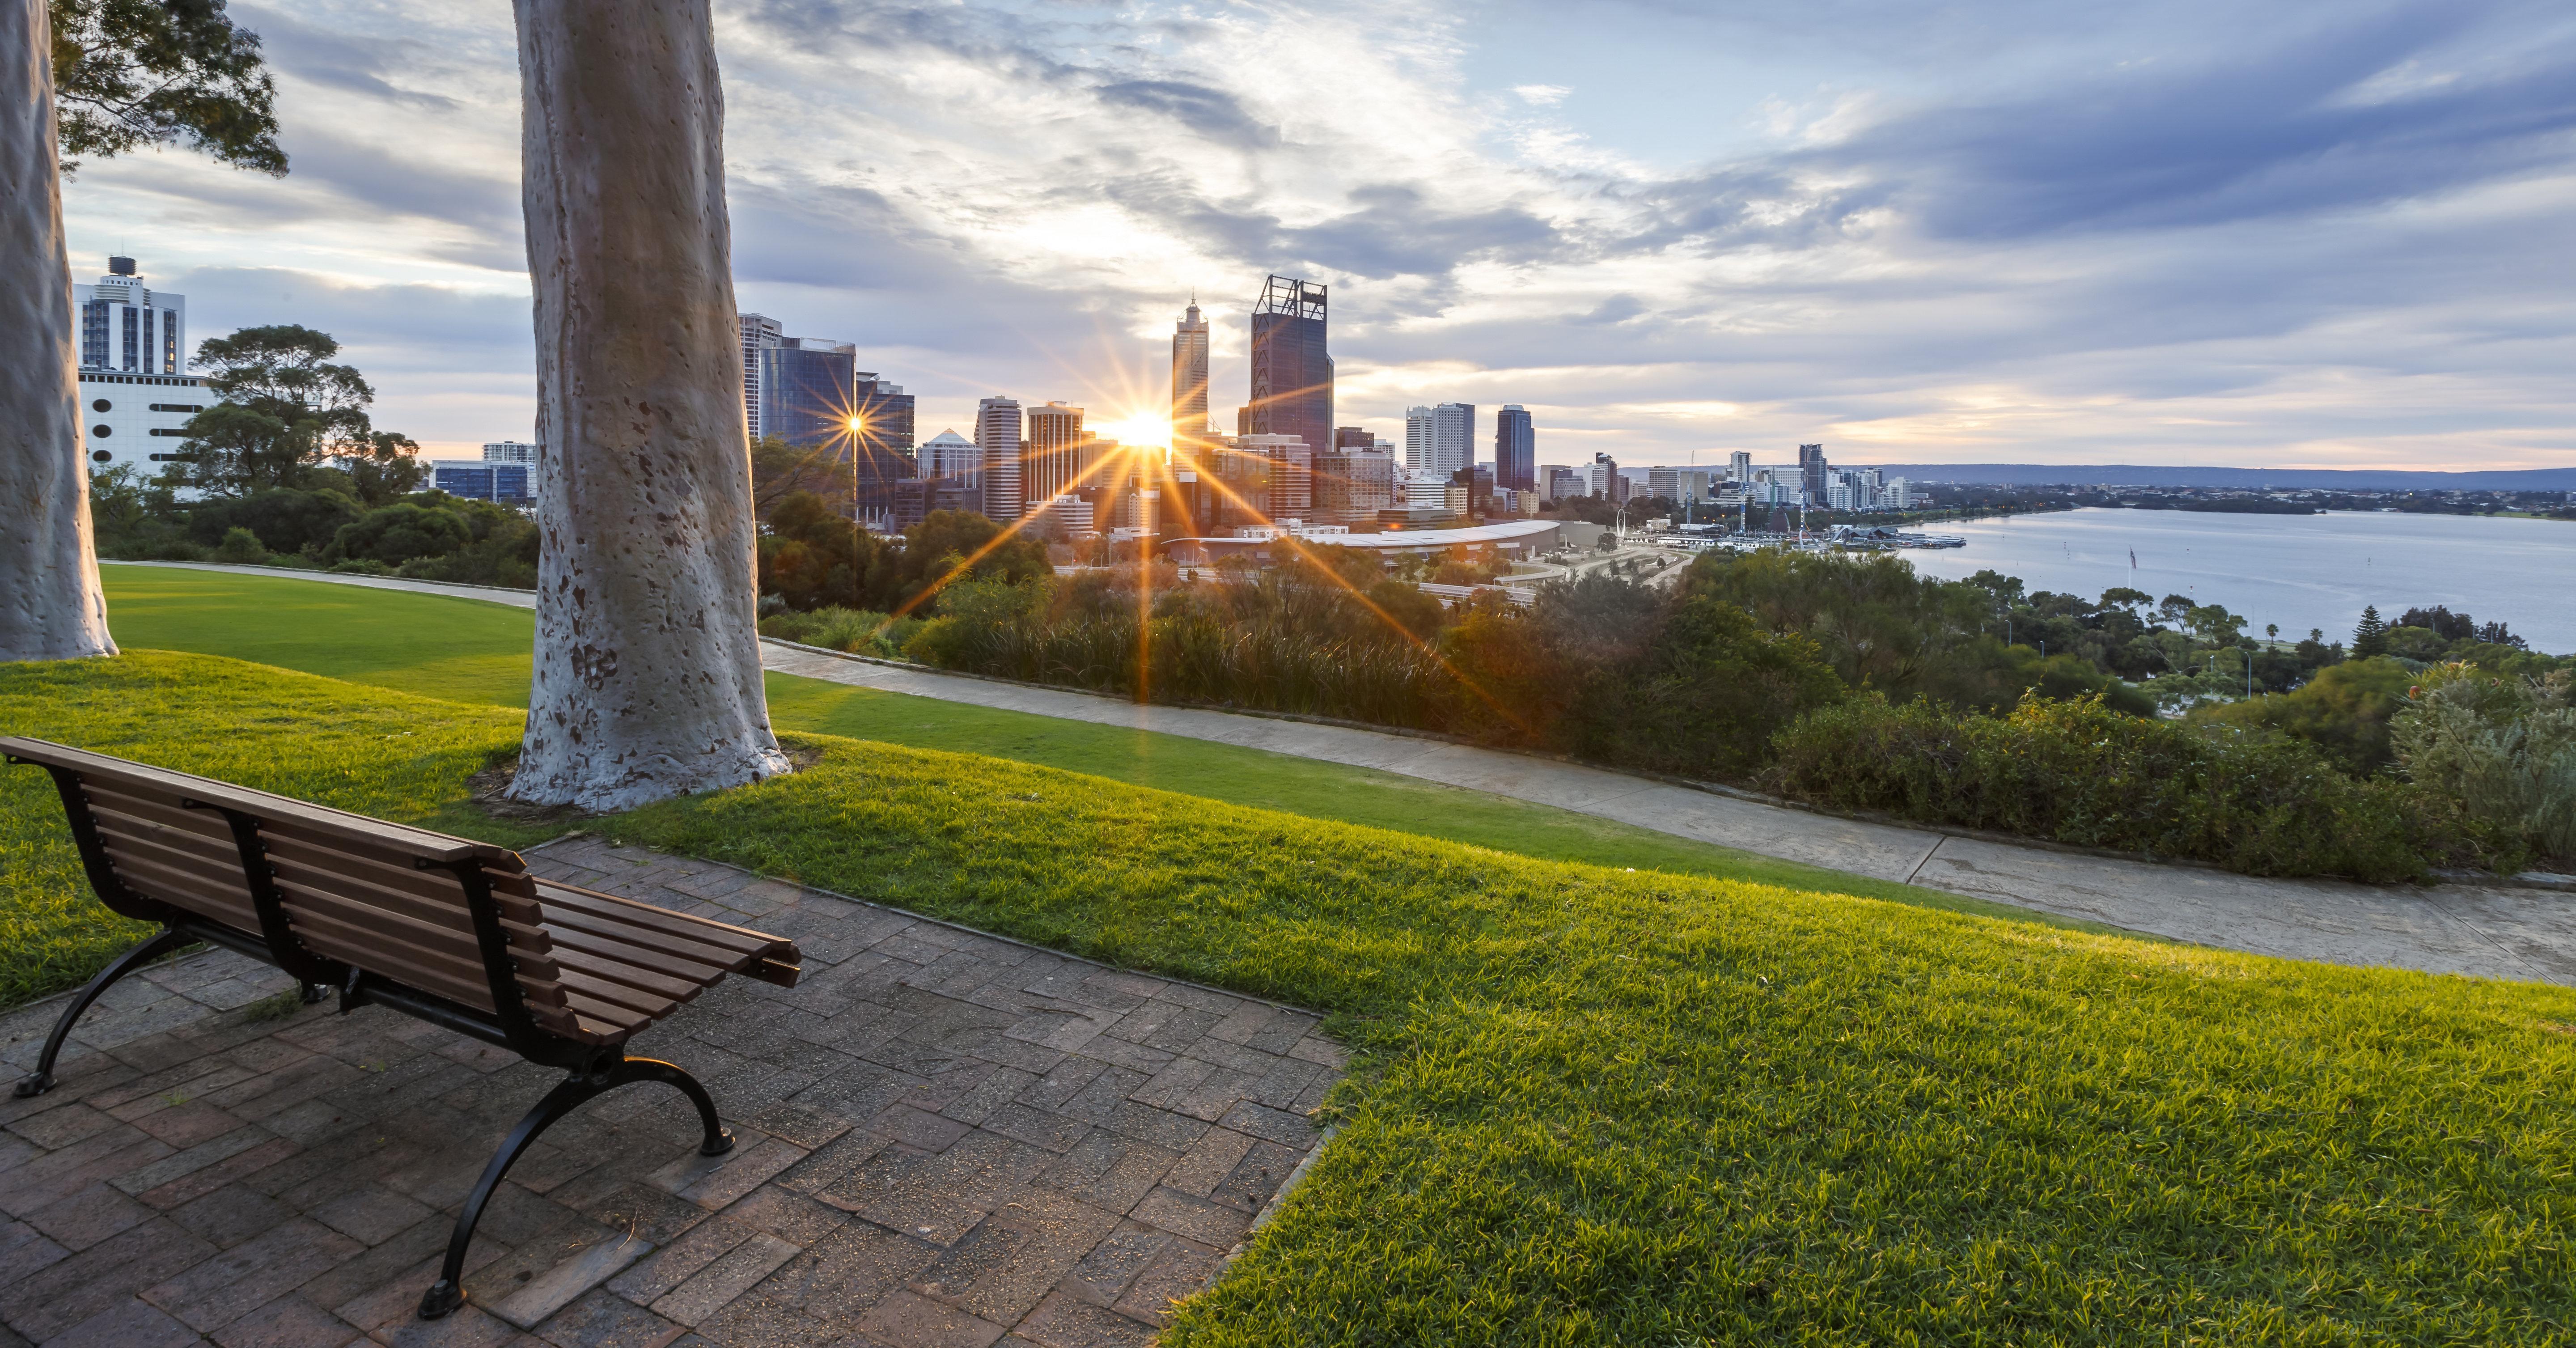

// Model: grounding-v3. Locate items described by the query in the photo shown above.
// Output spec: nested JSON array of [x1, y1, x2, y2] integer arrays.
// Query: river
[[1898, 508, 2576, 653]]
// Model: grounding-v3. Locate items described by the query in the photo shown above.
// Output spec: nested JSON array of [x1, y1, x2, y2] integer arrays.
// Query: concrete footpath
[[113, 563, 2576, 987]]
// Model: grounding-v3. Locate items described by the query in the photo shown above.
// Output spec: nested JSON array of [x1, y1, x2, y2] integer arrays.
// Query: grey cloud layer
[[68, 0, 2574, 465]]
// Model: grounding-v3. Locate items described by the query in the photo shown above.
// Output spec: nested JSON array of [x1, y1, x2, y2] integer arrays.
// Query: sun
[[1089, 413, 1172, 450]]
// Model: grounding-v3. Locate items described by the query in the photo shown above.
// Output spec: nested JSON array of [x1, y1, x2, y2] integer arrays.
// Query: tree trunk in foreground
[[508, 0, 785, 810], [0, 0, 115, 663]]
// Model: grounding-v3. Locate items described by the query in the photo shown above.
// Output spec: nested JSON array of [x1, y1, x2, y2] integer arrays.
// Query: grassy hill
[[93, 563, 2045, 923], [4, 649, 2572, 1341]]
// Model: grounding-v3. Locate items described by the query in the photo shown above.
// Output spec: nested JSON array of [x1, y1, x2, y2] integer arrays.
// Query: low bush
[[1769, 693, 2476, 880], [2394, 664, 2576, 865], [2191, 655, 2417, 774], [210, 527, 269, 564], [760, 605, 922, 658]]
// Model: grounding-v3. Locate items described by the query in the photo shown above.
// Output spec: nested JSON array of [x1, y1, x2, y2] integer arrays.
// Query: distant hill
[[1841, 464, 2576, 490]]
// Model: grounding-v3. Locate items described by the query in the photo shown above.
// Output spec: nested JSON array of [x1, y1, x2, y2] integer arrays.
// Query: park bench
[[2, 737, 801, 1320]]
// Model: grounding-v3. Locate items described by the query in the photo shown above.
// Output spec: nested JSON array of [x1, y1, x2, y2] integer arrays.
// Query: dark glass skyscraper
[[1494, 404, 1534, 490], [756, 340, 915, 523], [1246, 275, 1332, 464]]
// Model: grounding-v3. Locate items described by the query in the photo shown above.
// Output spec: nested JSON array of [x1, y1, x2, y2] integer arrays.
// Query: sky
[[58, 0, 2576, 470]]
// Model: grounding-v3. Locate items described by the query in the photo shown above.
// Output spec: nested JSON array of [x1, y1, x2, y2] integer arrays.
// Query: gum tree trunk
[[0, 0, 115, 662], [508, 0, 785, 810]]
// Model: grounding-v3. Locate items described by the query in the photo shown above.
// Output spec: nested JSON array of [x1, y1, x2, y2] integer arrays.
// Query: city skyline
[[53, 0, 2575, 472]]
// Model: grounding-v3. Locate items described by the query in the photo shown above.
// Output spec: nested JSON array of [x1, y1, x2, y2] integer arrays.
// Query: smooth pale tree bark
[[509, 0, 785, 810], [0, 0, 114, 662]]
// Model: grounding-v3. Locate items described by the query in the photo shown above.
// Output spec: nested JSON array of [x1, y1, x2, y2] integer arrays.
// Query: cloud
[[53, 0, 2576, 470]]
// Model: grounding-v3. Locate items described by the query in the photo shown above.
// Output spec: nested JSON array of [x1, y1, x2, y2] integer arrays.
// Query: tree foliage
[[48, 0, 284, 175], [167, 326, 416, 498]]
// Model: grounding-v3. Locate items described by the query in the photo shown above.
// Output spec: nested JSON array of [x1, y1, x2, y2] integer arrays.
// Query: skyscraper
[[854, 374, 915, 456], [757, 338, 858, 447], [1799, 444, 1828, 503], [975, 397, 1025, 521], [74, 256, 185, 374], [1404, 407, 1434, 473], [737, 314, 783, 438], [1170, 297, 1210, 454], [1245, 275, 1331, 468], [1729, 449, 1752, 483], [1494, 405, 1533, 490], [1430, 403, 1475, 477], [1024, 401, 1089, 506]]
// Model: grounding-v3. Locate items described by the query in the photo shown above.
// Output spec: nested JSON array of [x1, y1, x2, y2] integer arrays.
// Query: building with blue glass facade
[[431, 460, 534, 505], [1242, 275, 1331, 475], [1494, 405, 1534, 491]]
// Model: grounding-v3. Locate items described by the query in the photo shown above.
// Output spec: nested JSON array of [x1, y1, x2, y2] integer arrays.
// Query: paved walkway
[[0, 839, 1340, 1347], [110, 563, 2576, 987]]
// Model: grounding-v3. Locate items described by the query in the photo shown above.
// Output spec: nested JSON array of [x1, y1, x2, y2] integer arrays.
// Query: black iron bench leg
[[13, 926, 188, 1099], [418, 1054, 735, 1319]]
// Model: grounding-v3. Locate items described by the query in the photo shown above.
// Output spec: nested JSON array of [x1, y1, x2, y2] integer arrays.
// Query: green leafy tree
[[325, 500, 472, 567], [2353, 605, 2390, 659], [49, 0, 284, 175], [171, 326, 414, 496]]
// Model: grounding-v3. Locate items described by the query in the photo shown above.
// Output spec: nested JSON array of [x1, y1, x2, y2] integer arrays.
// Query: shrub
[[760, 606, 919, 658], [186, 487, 360, 557], [2393, 665, 2576, 865], [326, 500, 472, 567], [210, 527, 268, 564], [1769, 693, 2457, 881], [2191, 656, 2416, 775]]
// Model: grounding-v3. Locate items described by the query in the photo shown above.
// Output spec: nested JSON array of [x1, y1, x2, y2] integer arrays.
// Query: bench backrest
[[5, 738, 579, 1039]]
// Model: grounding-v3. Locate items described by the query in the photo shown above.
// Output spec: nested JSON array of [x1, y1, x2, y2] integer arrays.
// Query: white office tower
[[737, 314, 784, 438], [1403, 407, 1433, 473], [1170, 298, 1211, 439], [974, 398, 1025, 521], [75, 257, 184, 374], [483, 441, 539, 463], [1430, 403, 1474, 477], [1885, 476, 1911, 509], [72, 258, 207, 474], [919, 429, 983, 489], [1397, 470, 1448, 510], [1729, 449, 1752, 483], [1024, 401, 1088, 504]]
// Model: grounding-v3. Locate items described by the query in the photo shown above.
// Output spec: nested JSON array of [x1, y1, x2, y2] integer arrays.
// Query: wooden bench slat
[[2, 738, 496, 863], [559, 991, 653, 1034], [553, 966, 683, 1020], [79, 785, 237, 839], [89, 847, 262, 929], [273, 878, 567, 1004], [538, 900, 782, 972], [541, 919, 737, 983], [90, 815, 246, 879], [285, 907, 502, 1012], [533, 883, 780, 957], [259, 833, 546, 925], [269, 862, 557, 958], [547, 945, 706, 1005]]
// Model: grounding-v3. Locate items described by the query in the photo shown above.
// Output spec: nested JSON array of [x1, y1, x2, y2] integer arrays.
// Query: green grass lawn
[[95, 563, 2045, 926], [5, 650, 2573, 1341]]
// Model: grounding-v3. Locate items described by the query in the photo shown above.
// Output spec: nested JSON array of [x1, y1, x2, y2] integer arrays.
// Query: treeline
[[882, 548, 2570, 882]]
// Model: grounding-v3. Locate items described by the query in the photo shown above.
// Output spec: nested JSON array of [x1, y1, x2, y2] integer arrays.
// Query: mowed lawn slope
[[5, 652, 2573, 1342], [97, 564, 2034, 922]]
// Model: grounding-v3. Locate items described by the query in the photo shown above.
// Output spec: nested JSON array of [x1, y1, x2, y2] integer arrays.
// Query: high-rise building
[[1312, 444, 1394, 523], [1542, 466, 1584, 503], [1245, 276, 1331, 470], [1494, 405, 1533, 490], [1729, 449, 1752, 483], [482, 441, 539, 464], [1024, 401, 1089, 505], [854, 374, 915, 456], [75, 257, 184, 374], [1589, 453, 1626, 503], [737, 314, 784, 438], [1429, 403, 1475, 478], [975, 398, 1025, 521], [1799, 444, 1828, 502], [1403, 407, 1433, 473], [1171, 297, 1211, 453], [1219, 434, 1312, 525], [757, 337, 857, 447], [1335, 426, 1372, 450]]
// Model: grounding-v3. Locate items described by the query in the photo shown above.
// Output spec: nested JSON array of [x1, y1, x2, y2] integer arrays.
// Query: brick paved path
[[0, 837, 1344, 1347]]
